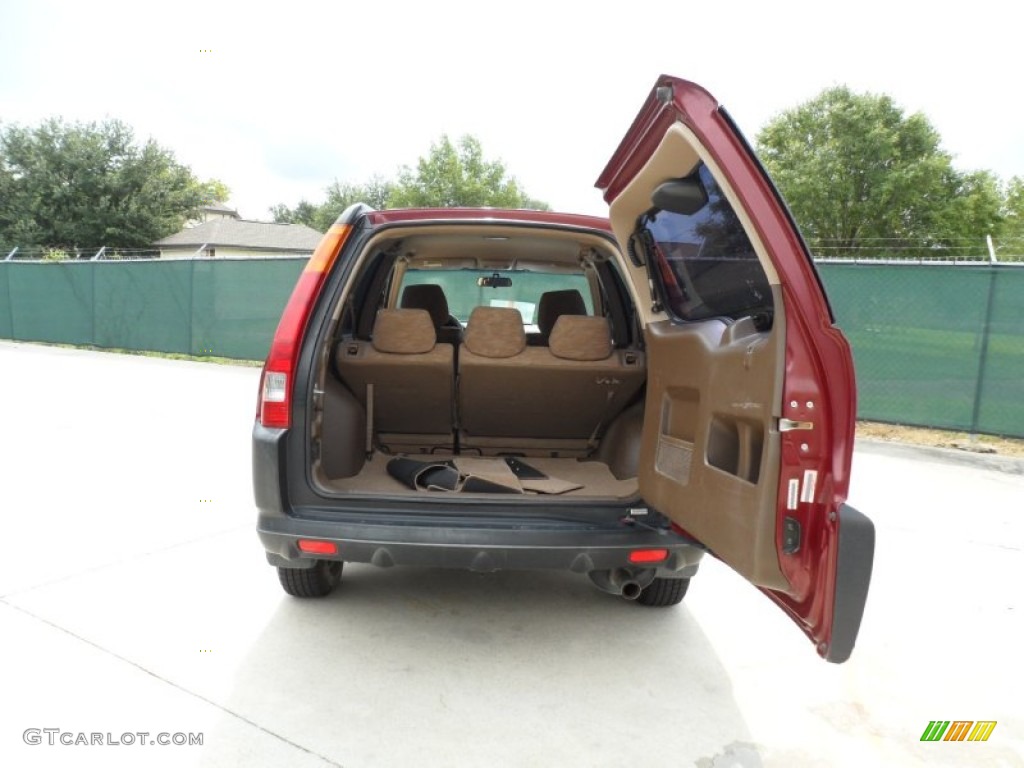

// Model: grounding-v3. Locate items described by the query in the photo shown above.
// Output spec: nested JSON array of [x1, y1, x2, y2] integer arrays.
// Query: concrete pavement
[[1, 341, 1021, 767]]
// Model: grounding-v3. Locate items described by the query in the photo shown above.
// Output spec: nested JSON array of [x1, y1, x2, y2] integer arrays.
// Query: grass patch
[[857, 421, 1024, 458]]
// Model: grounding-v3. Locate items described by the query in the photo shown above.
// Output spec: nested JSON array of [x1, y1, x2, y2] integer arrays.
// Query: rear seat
[[528, 288, 587, 346], [335, 308, 454, 452], [399, 284, 463, 346], [458, 307, 645, 456]]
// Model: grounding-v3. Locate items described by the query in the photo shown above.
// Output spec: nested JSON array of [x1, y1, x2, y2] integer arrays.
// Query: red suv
[[253, 76, 874, 662]]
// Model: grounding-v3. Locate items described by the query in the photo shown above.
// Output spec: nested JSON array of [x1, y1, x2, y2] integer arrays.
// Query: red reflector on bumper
[[298, 539, 338, 555], [629, 548, 669, 564]]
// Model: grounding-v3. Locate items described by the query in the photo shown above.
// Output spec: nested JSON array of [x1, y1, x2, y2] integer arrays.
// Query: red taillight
[[297, 539, 338, 555], [258, 224, 352, 429], [629, 548, 669, 564]]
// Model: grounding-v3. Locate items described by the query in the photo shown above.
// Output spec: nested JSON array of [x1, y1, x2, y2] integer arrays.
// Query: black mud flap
[[826, 504, 875, 663]]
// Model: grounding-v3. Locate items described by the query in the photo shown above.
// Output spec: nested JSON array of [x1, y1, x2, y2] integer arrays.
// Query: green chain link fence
[[820, 262, 1024, 437], [0, 258, 306, 361], [1, 258, 1021, 437]]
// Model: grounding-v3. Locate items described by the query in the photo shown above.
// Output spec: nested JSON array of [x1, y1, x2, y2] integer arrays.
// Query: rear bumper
[[254, 422, 703, 577], [258, 514, 703, 576]]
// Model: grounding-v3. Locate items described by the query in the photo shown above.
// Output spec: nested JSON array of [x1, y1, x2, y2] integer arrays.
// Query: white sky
[[1, 0, 1021, 220]]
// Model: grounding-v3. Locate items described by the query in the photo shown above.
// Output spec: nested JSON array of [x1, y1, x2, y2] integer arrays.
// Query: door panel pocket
[[706, 414, 764, 484], [655, 388, 700, 484], [656, 435, 694, 483]]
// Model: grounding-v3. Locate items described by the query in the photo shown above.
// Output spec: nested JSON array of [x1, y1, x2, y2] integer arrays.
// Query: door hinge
[[779, 418, 814, 432]]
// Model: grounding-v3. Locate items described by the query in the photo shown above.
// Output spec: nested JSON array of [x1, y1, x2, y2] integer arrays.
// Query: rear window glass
[[400, 269, 593, 329], [641, 164, 772, 324]]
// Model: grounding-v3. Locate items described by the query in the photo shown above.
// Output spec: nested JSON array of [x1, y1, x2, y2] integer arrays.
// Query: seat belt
[[587, 388, 617, 451], [365, 382, 374, 457]]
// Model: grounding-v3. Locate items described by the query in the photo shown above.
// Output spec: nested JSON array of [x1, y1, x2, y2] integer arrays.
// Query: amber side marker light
[[629, 549, 669, 564], [297, 540, 338, 555]]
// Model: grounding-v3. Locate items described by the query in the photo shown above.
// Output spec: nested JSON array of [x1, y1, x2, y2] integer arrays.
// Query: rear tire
[[636, 577, 689, 607], [277, 560, 343, 598]]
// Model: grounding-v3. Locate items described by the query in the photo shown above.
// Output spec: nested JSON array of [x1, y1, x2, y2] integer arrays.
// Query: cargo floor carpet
[[323, 452, 638, 498]]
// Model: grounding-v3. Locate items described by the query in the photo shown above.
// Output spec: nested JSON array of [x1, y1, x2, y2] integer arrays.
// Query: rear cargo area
[[305, 223, 650, 503], [321, 451, 639, 498]]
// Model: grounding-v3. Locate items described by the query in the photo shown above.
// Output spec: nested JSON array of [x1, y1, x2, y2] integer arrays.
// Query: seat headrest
[[537, 289, 587, 337], [400, 284, 450, 329], [464, 307, 526, 358], [372, 309, 436, 354], [548, 315, 613, 361]]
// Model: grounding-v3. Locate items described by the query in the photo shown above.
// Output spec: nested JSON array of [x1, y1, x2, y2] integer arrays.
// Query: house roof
[[201, 202, 241, 218], [154, 219, 323, 252]]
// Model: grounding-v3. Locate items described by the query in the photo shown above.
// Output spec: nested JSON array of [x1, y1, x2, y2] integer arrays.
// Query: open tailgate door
[[598, 76, 874, 662]]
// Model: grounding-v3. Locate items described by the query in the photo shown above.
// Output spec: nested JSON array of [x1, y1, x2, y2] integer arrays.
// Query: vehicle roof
[[365, 207, 612, 232]]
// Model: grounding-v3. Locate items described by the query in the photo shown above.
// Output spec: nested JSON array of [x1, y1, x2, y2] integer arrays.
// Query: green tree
[[271, 176, 396, 231], [998, 176, 1024, 258], [0, 118, 227, 250], [389, 135, 548, 210], [268, 199, 323, 230], [756, 87, 1000, 258], [938, 169, 1004, 251], [270, 135, 549, 231]]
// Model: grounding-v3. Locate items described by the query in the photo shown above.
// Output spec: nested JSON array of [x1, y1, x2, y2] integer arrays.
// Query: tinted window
[[642, 164, 772, 324], [400, 269, 592, 329]]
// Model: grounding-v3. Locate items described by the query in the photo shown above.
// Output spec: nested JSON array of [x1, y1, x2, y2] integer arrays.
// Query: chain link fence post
[[968, 266, 998, 436]]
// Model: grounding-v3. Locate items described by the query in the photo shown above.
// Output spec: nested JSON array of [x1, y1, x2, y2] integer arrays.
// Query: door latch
[[779, 418, 814, 432]]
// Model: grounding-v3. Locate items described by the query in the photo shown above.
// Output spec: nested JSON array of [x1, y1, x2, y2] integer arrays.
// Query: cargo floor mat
[[323, 452, 638, 499], [385, 456, 583, 494]]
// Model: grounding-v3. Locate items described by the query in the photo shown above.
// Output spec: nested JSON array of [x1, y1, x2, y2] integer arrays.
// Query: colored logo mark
[[920, 720, 997, 742]]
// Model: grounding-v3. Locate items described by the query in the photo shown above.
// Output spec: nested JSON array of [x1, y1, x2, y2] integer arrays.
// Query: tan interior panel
[[318, 374, 367, 479], [660, 386, 700, 443], [639, 311, 787, 590]]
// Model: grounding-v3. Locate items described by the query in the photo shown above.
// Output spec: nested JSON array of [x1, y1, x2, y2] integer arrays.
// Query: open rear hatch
[[597, 75, 873, 662]]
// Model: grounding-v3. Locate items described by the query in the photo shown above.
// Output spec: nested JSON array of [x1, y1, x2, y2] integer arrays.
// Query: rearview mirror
[[651, 177, 708, 216], [477, 272, 512, 288]]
